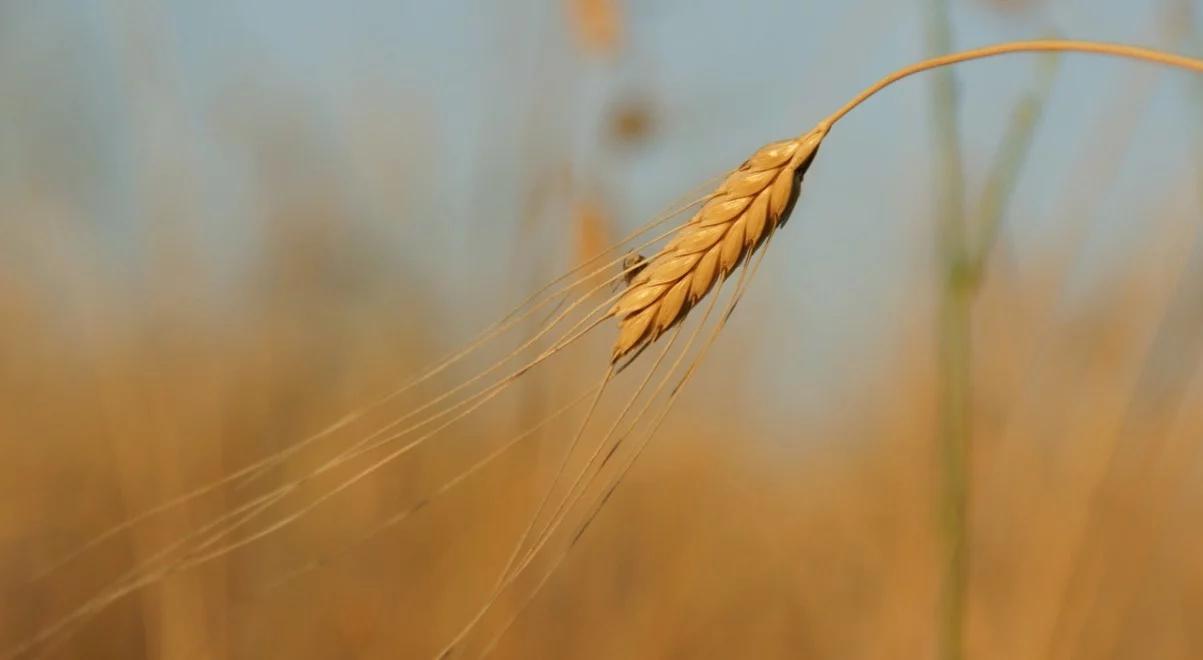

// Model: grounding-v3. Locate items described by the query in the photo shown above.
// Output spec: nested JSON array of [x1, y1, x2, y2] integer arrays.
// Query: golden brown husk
[[609, 127, 826, 361]]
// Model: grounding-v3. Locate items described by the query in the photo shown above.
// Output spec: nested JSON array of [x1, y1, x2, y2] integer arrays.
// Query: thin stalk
[[938, 49, 1058, 660], [922, 3, 969, 660], [819, 40, 1203, 132], [936, 282, 972, 660], [967, 51, 1060, 282]]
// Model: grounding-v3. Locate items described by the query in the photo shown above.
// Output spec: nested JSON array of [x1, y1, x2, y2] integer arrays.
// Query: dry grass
[[6, 254, 1203, 659]]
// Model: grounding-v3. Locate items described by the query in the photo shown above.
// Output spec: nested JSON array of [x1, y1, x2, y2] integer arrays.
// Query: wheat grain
[[609, 126, 827, 360]]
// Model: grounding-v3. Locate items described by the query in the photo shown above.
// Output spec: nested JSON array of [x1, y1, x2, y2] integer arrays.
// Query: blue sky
[[2, 0, 1200, 418]]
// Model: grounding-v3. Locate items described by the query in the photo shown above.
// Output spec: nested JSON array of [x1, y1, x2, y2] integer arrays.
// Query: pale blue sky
[[2, 0, 1200, 420]]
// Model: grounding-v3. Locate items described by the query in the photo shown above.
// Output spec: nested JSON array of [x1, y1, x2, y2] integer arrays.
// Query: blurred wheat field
[[3, 1, 1203, 659], [6, 242, 1203, 658]]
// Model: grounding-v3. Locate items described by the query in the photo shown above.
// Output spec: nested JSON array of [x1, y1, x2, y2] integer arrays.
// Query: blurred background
[[3, 0, 1203, 658]]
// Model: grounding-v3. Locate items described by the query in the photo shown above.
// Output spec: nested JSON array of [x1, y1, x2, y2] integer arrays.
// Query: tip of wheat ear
[[609, 126, 827, 362]]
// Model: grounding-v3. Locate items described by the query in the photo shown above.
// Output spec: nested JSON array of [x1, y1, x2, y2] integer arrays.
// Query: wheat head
[[609, 126, 827, 361]]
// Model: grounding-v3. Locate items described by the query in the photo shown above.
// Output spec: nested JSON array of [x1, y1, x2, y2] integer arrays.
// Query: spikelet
[[609, 126, 827, 361]]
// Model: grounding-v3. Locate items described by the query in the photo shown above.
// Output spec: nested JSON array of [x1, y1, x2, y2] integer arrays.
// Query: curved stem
[[818, 39, 1203, 132]]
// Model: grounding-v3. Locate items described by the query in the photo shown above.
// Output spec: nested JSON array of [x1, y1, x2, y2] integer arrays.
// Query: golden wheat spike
[[609, 126, 827, 361]]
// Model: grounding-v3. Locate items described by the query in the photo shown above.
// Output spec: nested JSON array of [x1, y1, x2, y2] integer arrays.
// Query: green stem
[[923, 3, 969, 659], [968, 52, 1060, 282], [936, 273, 972, 660]]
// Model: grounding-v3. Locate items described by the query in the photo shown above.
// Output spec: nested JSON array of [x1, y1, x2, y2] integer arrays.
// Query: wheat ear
[[610, 127, 826, 360]]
